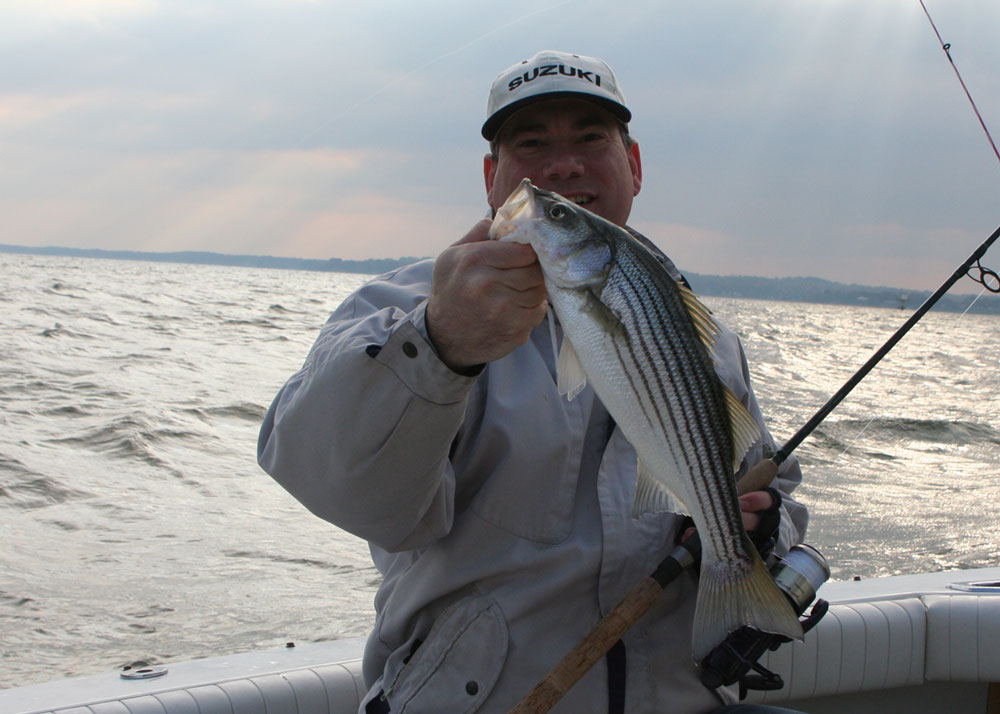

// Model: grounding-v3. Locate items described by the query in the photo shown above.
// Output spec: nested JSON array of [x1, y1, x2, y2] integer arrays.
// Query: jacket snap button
[[402, 341, 418, 358], [465, 680, 479, 696]]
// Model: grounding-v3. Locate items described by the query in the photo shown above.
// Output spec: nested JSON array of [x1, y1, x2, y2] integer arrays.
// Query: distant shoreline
[[3, 242, 997, 315]]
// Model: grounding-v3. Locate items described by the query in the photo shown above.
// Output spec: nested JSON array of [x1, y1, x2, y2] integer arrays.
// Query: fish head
[[489, 178, 612, 290]]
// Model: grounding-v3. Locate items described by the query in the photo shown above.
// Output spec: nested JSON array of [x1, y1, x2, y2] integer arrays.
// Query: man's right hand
[[426, 218, 549, 372]]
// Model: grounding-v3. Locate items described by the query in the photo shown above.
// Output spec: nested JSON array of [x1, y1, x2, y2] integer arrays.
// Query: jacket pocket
[[457, 353, 586, 544], [386, 593, 508, 714]]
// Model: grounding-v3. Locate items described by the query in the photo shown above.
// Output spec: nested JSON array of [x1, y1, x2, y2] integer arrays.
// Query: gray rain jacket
[[258, 243, 808, 714]]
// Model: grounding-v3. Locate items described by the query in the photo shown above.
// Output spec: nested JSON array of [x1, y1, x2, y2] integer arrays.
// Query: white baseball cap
[[481, 50, 631, 140]]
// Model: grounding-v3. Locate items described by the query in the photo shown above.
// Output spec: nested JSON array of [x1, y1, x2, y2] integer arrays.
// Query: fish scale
[[606, 246, 742, 564], [490, 178, 802, 658]]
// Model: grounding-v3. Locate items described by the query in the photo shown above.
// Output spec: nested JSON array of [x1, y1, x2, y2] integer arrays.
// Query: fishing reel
[[698, 544, 831, 698]]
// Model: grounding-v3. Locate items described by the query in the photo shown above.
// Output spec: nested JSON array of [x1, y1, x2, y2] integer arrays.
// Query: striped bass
[[489, 178, 802, 659]]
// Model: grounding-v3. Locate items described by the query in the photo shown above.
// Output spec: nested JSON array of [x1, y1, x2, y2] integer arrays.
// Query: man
[[258, 50, 809, 714]]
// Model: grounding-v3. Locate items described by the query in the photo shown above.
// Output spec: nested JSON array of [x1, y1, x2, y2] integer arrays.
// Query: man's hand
[[741, 487, 783, 558], [680, 489, 781, 546], [426, 219, 549, 371], [738, 489, 775, 533]]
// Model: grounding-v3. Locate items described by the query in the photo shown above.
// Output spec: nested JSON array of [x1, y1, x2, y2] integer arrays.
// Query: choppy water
[[2, 253, 998, 689]]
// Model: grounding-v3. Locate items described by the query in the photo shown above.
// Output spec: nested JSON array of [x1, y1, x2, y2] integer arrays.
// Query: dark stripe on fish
[[604, 240, 745, 563]]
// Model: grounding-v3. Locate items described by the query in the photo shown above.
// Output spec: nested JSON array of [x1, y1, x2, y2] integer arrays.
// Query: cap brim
[[481, 92, 632, 141]]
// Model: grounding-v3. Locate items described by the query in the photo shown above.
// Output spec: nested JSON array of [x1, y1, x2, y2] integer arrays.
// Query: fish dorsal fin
[[633, 457, 689, 517], [556, 334, 588, 401], [677, 281, 720, 355], [724, 386, 762, 474], [676, 281, 760, 471]]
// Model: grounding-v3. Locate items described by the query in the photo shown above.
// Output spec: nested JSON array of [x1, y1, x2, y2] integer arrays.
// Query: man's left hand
[[740, 487, 782, 558], [738, 489, 775, 533]]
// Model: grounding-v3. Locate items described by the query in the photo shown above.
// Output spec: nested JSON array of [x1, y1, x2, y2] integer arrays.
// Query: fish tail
[[691, 552, 803, 661]]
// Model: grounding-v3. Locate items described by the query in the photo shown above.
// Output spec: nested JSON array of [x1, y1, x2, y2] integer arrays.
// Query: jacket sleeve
[[257, 264, 478, 552]]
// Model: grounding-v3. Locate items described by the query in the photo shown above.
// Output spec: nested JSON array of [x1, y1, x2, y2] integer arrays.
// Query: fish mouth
[[490, 178, 536, 240]]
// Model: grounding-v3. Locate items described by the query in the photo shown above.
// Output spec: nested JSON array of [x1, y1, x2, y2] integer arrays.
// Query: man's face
[[484, 97, 642, 228]]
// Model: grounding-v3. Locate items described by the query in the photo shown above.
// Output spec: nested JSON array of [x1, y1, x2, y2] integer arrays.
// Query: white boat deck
[[2, 568, 999, 714], [748, 568, 1000, 713]]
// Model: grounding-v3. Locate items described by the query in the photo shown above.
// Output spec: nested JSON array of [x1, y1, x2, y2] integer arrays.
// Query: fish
[[489, 178, 802, 660]]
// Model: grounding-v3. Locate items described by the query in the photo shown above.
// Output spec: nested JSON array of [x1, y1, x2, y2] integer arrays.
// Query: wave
[[44, 414, 206, 470], [106, 350, 173, 365], [221, 318, 281, 329], [223, 549, 373, 574], [1, 380, 125, 401], [267, 303, 306, 314], [40, 323, 95, 339], [812, 417, 1000, 451], [0, 455, 90, 509], [841, 417, 999, 444], [183, 402, 266, 422], [41, 282, 86, 298], [81, 312, 123, 326], [0, 591, 38, 609], [37, 404, 92, 418], [21, 306, 53, 316], [111, 292, 154, 305]]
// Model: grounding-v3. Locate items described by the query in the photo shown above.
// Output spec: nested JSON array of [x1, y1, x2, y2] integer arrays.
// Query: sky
[[2, 0, 999, 293]]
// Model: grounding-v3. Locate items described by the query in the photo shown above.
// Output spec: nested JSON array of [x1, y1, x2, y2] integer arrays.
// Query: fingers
[[741, 511, 762, 533], [682, 490, 779, 541], [437, 242, 545, 306], [739, 489, 774, 534], [740, 488, 783, 559], [426, 220, 549, 371], [453, 218, 539, 270], [739, 490, 774, 514]]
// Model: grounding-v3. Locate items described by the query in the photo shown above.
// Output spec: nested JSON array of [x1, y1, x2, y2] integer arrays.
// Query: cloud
[[4, 0, 159, 27], [1, 0, 998, 291]]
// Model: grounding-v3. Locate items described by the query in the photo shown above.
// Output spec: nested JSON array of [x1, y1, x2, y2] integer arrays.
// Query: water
[[2, 254, 998, 689]]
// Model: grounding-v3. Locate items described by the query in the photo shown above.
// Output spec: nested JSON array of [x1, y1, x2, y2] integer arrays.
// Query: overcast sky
[[3, 0, 998, 292]]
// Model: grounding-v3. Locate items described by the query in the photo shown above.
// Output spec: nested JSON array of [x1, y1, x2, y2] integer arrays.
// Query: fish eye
[[547, 204, 567, 220]]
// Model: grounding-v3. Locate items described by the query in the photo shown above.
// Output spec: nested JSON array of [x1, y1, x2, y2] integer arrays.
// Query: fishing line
[[834, 414, 879, 462], [918, 0, 1000, 167], [833, 257, 1000, 458], [916, 0, 1000, 316], [957, 285, 993, 317], [955, 258, 1000, 316], [766, 4, 1000, 465], [771, 223, 1000, 466]]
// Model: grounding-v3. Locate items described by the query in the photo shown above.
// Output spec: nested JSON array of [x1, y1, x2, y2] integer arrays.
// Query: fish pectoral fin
[[724, 387, 762, 475], [583, 290, 624, 336], [556, 335, 588, 401], [633, 459, 688, 517], [692, 550, 804, 662]]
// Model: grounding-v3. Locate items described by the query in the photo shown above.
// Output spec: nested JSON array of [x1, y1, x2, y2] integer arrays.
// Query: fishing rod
[[768, 0, 1000, 465], [919, 0, 1000, 166], [771, 222, 1000, 466]]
